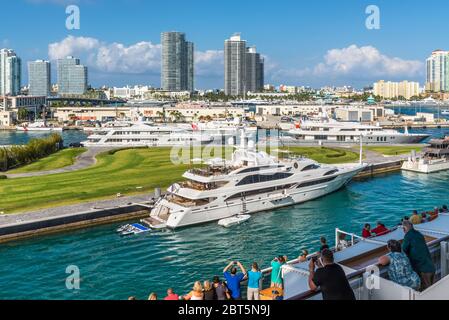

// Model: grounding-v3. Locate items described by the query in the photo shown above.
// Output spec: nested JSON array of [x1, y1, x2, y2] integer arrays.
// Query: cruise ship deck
[[246, 213, 449, 300]]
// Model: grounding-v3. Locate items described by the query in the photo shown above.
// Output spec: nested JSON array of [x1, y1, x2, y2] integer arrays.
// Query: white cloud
[[48, 36, 225, 78], [271, 44, 424, 84], [195, 50, 223, 76], [1, 39, 10, 47], [48, 36, 100, 60], [315, 45, 423, 77], [49, 36, 162, 75]]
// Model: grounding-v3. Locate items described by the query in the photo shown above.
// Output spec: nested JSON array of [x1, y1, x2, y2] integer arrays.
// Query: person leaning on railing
[[271, 256, 287, 289], [401, 220, 436, 291], [378, 239, 421, 291]]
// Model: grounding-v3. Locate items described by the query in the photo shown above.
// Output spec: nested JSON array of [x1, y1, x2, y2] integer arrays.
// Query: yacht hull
[[282, 134, 429, 145], [16, 127, 63, 132], [161, 166, 365, 229]]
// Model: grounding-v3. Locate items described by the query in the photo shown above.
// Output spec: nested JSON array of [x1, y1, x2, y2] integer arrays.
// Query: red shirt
[[164, 293, 179, 301], [371, 225, 389, 236], [362, 229, 372, 238]]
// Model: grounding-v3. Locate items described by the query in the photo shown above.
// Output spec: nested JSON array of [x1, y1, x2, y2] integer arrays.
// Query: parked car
[[69, 142, 83, 148]]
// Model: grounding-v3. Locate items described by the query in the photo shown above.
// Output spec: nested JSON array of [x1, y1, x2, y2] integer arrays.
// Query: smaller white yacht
[[441, 109, 449, 115], [82, 123, 214, 147], [402, 137, 449, 173], [16, 120, 63, 132], [285, 118, 429, 145]]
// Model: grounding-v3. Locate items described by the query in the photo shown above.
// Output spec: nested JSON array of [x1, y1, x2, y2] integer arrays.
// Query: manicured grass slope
[[286, 147, 360, 164], [365, 146, 423, 156], [0, 146, 359, 214], [7, 148, 87, 173]]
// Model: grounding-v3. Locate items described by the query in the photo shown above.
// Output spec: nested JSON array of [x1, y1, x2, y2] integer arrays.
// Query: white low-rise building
[[335, 108, 374, 122], [334, 105, 386, 122], [54, 106, 133, 122], [112, 85, 153, 99], [256, 104, 325, 116], [165, 103, 245, 121], [0, 110, 17, 126], [0, 95, 47, 111]]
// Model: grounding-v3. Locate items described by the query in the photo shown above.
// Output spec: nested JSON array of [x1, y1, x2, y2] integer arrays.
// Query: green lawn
[[280, 147, 360, 164], [0, 146, 360, 214], [365, 146, 423, 156], [7, 148, 87, 174]]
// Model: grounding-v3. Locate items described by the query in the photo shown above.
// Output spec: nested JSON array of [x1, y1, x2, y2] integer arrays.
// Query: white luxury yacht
[[285, 118, 429, 144], [81, 122, 214, 147], [145, 132, 366, 229]]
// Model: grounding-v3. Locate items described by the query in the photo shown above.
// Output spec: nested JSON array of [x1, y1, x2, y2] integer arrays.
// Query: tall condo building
[[0, 49, 22, 96], [28, 60, 51, 97], [161, 32, 194, 92], [246, 47, 264, 93], [57, 56, 88, 95], [224, 34, 247, 96], [224, 34, 264, 96], [426, 50, 449, 92]]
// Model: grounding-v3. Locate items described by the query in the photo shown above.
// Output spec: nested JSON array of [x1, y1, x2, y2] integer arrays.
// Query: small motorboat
[[442, 109, 449, 115], [218, 215, 251, 228], [117, 223, 150, 236]]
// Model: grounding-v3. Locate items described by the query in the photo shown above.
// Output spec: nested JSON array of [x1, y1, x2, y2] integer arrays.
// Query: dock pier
[[0, 195, 155, 244]]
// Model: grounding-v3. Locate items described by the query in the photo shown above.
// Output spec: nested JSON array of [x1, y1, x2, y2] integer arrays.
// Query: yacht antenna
[[359, 134, 363, 165]]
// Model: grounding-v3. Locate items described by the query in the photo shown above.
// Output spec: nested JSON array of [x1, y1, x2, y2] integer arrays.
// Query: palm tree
[[156, 110, 166, 123], [17, 108, 29, 121]]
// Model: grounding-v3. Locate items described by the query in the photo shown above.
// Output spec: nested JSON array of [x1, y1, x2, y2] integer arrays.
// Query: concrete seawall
[[355, 160, 404, 179], [0, 205, 150, 244]]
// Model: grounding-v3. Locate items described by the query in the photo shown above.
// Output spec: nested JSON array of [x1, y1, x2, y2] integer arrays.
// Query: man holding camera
[[223, 261, 247, 300], [308, 249, 356, 300]]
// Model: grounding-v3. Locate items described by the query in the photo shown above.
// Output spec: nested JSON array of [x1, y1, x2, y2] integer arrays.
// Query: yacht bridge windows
[[236, 172, 293, 186], [180, 180, 228, 191], [166, 194, 217, 207], [226, 184, 296, 201]]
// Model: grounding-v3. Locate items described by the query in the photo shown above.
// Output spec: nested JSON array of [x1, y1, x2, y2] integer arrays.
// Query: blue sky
[[1, 0, 447, 89]]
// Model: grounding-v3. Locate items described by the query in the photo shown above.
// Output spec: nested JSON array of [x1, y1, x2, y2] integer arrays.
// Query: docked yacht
[[402, 137, 449, 173], [285, 119, 429, 145], [81, 123, 214, 147], [16, 120, 63, 132], [146, 132, 366, 229]]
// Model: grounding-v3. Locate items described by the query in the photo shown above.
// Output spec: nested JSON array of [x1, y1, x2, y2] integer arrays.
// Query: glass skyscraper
[[57, 56, 88, 95], [246, 47, 264, 93], [426, 50, 449, 93], [28, 60, 51, 97], [224, 34, 264, 96], [161, 32, 194, 92], [0, 49, 21, 96]]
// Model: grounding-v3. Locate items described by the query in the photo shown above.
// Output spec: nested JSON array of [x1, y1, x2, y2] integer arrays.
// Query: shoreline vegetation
[[0, 134, 63, 172], [6, 148, 86, 174], [0, 146, 360, 214]]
